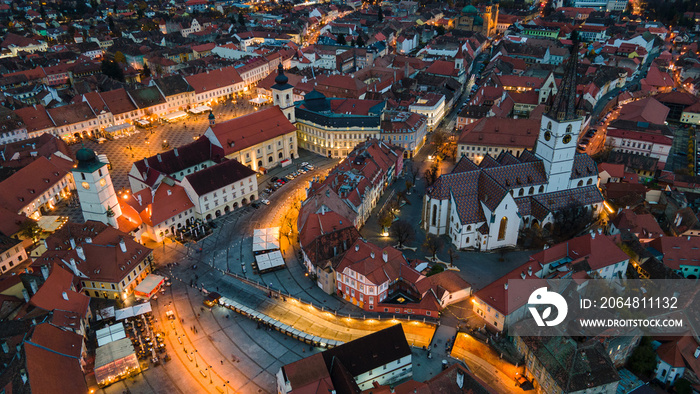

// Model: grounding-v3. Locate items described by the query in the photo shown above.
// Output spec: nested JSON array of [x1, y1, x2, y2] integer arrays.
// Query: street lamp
[[209, 366, 213, 383], [193, 350, 198, 367]]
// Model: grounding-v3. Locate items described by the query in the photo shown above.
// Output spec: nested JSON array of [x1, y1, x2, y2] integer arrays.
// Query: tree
[[424, 164, 439, 187], [426, 264, 444, 276], [377, 7, 384, 22], [628, 337, 656, 378], [356, 35, 365, 47], [405, 180, 413, 193], [101, 59, 124, 82], [20, 219, 41, 241], [390, 220, 414, 248], [409, 163, 419, 185], [141, 63, 151, 78], [378, 209, 393, 232], [423, 234, 443, 261], [551, 205, 593, 242], [336, 33, 346, 46], [447, 248, 458, 267], [114, 51, 126, 64]]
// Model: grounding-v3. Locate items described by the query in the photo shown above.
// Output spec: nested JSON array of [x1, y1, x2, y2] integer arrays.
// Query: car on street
[[301, 162, 309, 167], [261, 199, 270, 205], [286, 174, 294, 180], [251, 202, 260, 209], [298, 168, 306, 174], [306, 164, 314, 170]]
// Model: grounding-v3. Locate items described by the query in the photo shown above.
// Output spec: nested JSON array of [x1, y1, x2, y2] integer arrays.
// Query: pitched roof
[[530, 233, 629, 271], [185, 66, 243, 94], [612, 209, 663, 239], [207, 106, 296, 156], [458, 117, 540, 149], [25, 336, 88, 394], [183, 159, 256, 196], [648, 236, 700, 269], [0, 155, 73, 212], [28, 264, 89, 318], [134, 136, 213, 176], [618, 97, 669, 125]]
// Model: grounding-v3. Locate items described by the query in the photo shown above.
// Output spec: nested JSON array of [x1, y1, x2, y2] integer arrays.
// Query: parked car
[[251, 202, 260, 209], [306, 164, 315, 170], [261, 199, 270, 205], [298, 169, 306, 174], [301, 162, 309, 167]]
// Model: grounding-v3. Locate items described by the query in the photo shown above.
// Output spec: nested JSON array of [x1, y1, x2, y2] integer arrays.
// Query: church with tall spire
[[422, 31, 604, 251]]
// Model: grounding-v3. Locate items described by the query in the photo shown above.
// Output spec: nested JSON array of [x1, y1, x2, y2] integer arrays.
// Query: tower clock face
[[563, 134, 572, 144], [544, 131, 552, 141], [81, 182, 90, 190]]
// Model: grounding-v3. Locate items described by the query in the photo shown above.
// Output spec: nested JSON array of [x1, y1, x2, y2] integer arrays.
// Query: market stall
[[133, 274, 164, 300], [254, 250, 285, 274], [94, 338, 140, 387], [252, 227, 280, 253]]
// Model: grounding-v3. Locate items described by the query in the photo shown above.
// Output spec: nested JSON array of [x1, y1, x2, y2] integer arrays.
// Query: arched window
[[258, 160, 263, 167], [498, 216, 508, 241], [467, 225, 471, 231], [538, 185, 544, 193], [518, 189, 524, 196], [528, 187, 534, 195], [547, 121, 552, 130], [566, 124, 572, 134], [276, 94, 280, 101], [286, 94, 290, 101], [268, 156, 273, 163], [278, 152, 283, 158], [587, 178, 593, 185], [431, 205, 438, 226], [577, 180, 583, 187]]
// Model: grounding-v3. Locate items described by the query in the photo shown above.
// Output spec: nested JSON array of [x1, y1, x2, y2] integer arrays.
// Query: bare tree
[[388, 196, 401, 214], [390, 220, 414, 248], [447, 248, 458, 267], [423, 234, 443, 261], [409, 163, 419, 185]]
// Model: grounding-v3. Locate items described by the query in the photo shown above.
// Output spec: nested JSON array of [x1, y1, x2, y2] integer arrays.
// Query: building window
[[498, 216, 508, 241]]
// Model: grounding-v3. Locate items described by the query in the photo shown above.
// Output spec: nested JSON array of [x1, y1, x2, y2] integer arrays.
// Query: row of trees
[[336, 34, 366, 47]]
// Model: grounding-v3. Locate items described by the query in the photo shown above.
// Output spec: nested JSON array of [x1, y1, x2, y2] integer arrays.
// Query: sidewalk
[[450, 333, 524, 394]]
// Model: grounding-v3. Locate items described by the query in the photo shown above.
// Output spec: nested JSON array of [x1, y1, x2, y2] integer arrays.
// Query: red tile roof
[[606, 129, 672, 146], [458, 117, 540, 148], [185, 66, 243, 94], [207, 106, 296, 156], [14, 105, 54, 132], [25, 338, 88, 394], [612, 209, 663, 239], [474, 260, 546, 315], [530, 233, 629, 272], [30, 322, 83, 358], [618, 97, 670, 125], [47, 102, 96, 125], [141, 182, 194, 226], [29, 264, 89, 318], [0, 155, 73, 212], [656, 336, 700, 376], [648, 236, 700, 269]]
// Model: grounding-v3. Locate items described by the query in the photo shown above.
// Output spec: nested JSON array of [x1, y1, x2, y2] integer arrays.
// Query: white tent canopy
[[96, 323, 126, 347], [252, 227, 280, 252], [115, 302, 152, 321], [189, 105, 212, 114], [162, 111, 187, 122], [255, 250, 285, 273]]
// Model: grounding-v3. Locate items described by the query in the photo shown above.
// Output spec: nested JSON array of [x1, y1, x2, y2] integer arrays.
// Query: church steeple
[[548, 31, 580, 121], [271, 63, 295, 123]]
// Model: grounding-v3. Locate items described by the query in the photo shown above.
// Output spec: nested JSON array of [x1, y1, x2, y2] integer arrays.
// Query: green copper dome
[[462, 5, 478, 14], [474, 15, 484, 25], [76, 146, 96, 162]]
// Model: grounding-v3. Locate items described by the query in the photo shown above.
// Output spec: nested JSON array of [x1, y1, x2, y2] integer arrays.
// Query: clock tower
[[72, 146, 121, 227], [535, 31, 583, 193]]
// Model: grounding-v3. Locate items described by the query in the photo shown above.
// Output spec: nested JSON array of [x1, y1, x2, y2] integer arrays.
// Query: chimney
[[62, 292, 69, 301], [527, 266, 532, 276], [520, 271, 526, 279], [29, 280, 38, 295], [355, 244, 360, 252], [504, 282, 508, 290], [591, 230, 596, 240], [174, 148, 179, 157], [157, 154, 162, 162], [119, 237, 127, 253], [382, 251, 388, 262], [694, 346, 700, 358], [41, 265, 49, 280], [1, 342, 8, 354], [597, 228, 603, 235], [76, 245, 86, 260], [69, 238, 76, 249], [371, 252, 375, 259]]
